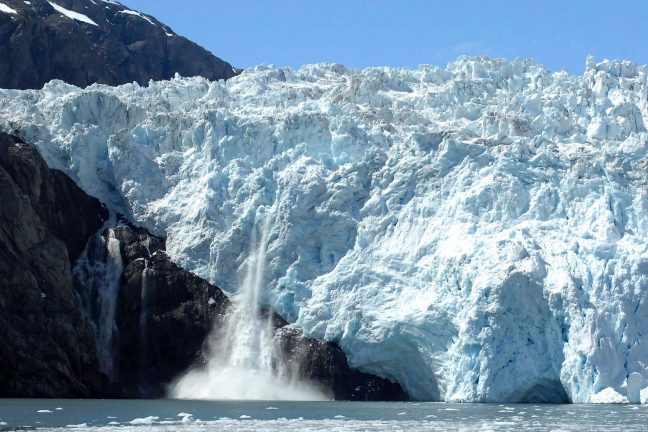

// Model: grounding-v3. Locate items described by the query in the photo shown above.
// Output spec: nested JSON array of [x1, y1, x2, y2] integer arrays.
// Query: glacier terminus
[[2, 56, 648, 404]]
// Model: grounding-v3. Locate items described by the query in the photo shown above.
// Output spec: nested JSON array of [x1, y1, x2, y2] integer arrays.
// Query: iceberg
[[1, 56, 647, 402], [590, 387, 628, 404]]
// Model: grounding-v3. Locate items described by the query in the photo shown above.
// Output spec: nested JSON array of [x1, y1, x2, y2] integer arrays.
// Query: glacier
[[1, 56, 648, 402]]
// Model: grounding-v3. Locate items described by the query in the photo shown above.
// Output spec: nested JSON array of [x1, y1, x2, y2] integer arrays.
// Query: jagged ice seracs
[[2, 56, 648, 403]]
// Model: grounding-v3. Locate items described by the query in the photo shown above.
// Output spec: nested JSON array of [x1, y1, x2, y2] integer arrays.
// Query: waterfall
[[139, 260, 152, 388], [74, 217, 123, 379], [170, 209, 327, 400]]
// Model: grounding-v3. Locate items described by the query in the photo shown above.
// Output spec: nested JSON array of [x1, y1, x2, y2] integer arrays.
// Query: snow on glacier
[[1, 56, 648, 402]]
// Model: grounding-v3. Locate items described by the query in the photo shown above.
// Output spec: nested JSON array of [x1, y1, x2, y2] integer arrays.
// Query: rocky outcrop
[[110, 224, 230, 398], [0, 0, 237, 89], [275, 327, 408, 401], [0, 132, 107, 397]]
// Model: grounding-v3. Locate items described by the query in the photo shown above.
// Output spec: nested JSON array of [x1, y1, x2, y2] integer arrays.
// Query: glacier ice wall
[[2, 56, 648, 402]]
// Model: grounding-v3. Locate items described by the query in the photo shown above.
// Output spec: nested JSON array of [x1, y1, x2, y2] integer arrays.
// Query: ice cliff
[[1, 56, 648, 403]]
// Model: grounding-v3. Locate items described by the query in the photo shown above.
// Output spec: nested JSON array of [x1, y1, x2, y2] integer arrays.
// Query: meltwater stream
[[139, 261, 152, 390], [74, 217, 123, 379], [170, 210, 327, 401]]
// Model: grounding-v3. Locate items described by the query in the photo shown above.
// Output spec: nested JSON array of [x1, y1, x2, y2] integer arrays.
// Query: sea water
[[1, 400, 647, 431]]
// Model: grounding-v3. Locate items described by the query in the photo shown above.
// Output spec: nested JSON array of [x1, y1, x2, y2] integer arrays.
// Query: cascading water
[[170, 209, 328, 400], [74, 217, 123, 378], [139, 260, 152, 387]]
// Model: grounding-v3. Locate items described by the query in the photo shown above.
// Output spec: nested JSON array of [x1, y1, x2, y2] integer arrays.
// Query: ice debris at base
[[177, 413, 194, 424], [19, 412, 648, 432], [129, 416, 160, 425], [2, 56, 648, 402], [590, 388, 629, 404]]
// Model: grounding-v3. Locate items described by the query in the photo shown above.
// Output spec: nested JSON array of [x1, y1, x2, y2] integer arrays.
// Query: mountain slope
[[3, 57, 647, 403], [0, 0, 237, 89], [0, 133, 108, 397]]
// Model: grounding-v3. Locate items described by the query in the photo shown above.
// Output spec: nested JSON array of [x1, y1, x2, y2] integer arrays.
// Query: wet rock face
[[275, 327, 408, 401], [0, 0, 237, 89], [0, 133, 107, 397], [111, 225, 230, 398]]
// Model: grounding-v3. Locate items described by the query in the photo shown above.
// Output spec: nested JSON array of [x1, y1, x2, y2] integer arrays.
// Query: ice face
[[1, 57, 648, 402]]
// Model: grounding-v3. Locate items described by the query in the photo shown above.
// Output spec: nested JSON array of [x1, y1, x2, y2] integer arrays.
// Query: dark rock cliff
[[111, 224, 230, 398], [0, 0, 237, 89], [0, 133, 108, 397], [275, 327, 407, 401]]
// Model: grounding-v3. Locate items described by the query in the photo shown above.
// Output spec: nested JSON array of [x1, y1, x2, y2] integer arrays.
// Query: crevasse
[[2, 56, 648, 403]]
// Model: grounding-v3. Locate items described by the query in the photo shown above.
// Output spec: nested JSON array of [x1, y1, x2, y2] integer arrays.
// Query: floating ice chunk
[[627, 373, 646, 404], [239, 415, 251, 419], [177, 413, 194, 423], [641, 387, 648, 404], [129, 416, 160, 425], [37, 410, 52, 413], [590, 388, 629, 404]]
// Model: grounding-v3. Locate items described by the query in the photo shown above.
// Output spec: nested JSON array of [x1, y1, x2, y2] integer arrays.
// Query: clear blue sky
[[122, 0, 648, 74]]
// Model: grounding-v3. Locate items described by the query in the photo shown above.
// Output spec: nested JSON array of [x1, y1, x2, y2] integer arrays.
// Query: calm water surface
[[0, 399, 646, 431]]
